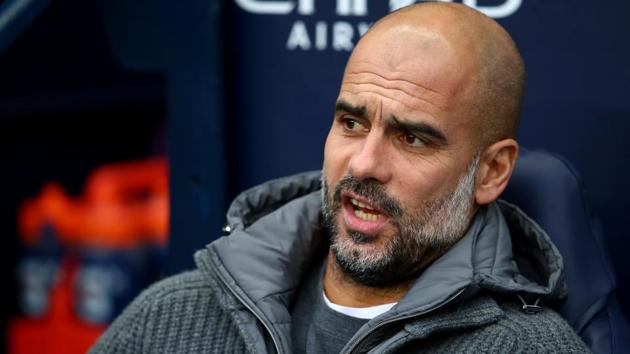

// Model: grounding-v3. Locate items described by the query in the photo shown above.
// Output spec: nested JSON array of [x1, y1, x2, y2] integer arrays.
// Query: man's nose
[[348, 133, 392, 184]]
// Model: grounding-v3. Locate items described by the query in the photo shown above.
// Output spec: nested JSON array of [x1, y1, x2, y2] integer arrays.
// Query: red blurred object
[[84, 157, 168, 204], [9, 259, 106, 354], [18, 182, 73, 246], [10, 157, 169, 354], [18, 157, 169, 249]]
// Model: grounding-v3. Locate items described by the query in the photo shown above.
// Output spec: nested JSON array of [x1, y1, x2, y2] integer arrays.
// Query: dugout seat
[[502, 149, 630, 354]]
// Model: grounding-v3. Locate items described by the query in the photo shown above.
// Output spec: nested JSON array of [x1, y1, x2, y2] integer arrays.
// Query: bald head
[[349, 2, 525, 148]]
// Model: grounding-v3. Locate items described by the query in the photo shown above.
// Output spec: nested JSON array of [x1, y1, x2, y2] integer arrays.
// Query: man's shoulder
[[417, 295, 591, 352], [118, 269, 217, 312], [385, 295, 591, 353], [120, 268, 238, 321], [90, 270, 239, 353], [491, 298, 591, 352], [139, 269, 213, 299]]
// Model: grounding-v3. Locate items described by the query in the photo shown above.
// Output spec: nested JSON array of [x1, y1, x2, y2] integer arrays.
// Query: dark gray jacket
[[90, 171, 590, 353]]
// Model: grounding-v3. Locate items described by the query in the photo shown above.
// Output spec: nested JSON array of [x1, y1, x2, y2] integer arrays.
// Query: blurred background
[[1, 0, 628, 353]]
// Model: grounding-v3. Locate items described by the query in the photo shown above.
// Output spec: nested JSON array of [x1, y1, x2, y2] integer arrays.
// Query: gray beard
[[321, 154, 480, 287]]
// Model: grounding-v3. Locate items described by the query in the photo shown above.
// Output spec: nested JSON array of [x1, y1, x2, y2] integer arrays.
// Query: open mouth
[[349, 197, 381, 221], [341, 192, 390, 235]]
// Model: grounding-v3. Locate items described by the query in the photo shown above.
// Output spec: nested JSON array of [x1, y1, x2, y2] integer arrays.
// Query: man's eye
[[342, 118, 365, 132], [401, 133, 426, 147]]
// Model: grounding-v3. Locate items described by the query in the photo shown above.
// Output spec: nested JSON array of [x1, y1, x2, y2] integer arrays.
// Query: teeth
[[354, 209, 379, 221], [350, 198, 375, 211]]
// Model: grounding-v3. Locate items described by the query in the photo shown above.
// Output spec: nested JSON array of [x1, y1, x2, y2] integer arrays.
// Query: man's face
[[322, 25, 481, 286]]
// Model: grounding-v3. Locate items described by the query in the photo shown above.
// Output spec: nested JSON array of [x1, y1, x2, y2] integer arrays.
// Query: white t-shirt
[[322, 291, 397, 320]]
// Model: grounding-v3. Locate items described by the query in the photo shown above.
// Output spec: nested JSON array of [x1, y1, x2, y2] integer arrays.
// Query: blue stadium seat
[[502, 149, 630, 354]]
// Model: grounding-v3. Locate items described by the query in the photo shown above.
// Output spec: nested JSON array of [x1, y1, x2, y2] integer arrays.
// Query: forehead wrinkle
[[343, 70, 450, 110], [349, 69, 444, 97], [341, 82, 445, 113]]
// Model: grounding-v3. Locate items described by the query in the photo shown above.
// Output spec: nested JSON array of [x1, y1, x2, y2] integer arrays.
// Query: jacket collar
[[199, 189, 324, 354]]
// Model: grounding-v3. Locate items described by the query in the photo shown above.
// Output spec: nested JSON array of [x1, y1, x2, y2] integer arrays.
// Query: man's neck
[[322, 251, 413, 307]]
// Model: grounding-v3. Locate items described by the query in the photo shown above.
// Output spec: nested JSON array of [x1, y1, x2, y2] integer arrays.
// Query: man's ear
[[474, 139, 519, 205]]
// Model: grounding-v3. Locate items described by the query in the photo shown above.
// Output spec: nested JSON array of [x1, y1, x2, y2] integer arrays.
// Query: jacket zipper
[[344, 287, 467, 354], [211, 257, 283, 354]]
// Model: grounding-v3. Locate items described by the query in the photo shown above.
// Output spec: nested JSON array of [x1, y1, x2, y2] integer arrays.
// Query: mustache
[[332, 175, 403, 219]]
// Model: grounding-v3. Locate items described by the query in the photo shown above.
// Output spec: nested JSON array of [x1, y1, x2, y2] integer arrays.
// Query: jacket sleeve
[[89, 283, 154, 354], [88, 270, 213, 354]]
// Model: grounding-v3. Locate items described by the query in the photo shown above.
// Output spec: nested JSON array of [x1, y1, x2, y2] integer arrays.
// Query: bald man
[[91, 3, 590, 354]]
